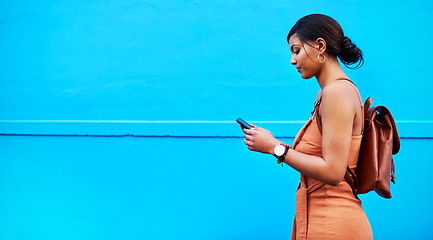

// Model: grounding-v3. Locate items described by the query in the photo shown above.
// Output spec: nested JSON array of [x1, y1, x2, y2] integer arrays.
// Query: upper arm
[[319, 83, 357, 182]]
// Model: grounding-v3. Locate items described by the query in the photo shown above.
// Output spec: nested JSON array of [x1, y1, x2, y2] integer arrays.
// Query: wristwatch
[[274, 143, 291, 165], [274, 143, 287, 157]]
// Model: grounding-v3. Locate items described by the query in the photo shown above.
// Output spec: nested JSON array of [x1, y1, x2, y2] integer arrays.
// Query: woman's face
[[288, 34, 321, 79]]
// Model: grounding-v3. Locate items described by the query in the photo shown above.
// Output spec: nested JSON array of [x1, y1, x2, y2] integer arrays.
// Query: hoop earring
[[317, 53, 326, 63]]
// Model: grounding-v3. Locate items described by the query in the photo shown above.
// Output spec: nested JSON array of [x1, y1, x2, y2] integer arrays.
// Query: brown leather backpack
[[344, 97, 400, 198], [314, 79, 401, 198]]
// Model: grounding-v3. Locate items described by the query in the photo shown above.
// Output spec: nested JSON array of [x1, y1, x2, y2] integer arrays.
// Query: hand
[[242, 124, 280, 155]]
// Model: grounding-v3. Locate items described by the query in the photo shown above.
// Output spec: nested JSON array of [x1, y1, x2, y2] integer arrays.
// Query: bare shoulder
[[321, 81, 359, 112], [322, 81, 358, 101], [323, 80, 357, 96]]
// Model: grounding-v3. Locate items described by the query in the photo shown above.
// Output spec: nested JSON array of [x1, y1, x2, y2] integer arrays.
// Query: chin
[[300, 74, 314, 79]]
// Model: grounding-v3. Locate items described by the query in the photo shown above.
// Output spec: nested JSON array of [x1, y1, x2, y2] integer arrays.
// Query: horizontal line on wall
[[0, 120, 308, 124], [0, 133, 293, 138], [0, 120, 432, 138], [0, 120, 432, 123], [0, 133, 431, 140]]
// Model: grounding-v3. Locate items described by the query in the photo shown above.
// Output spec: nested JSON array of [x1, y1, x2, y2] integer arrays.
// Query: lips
[[297, 67, 302, 72]]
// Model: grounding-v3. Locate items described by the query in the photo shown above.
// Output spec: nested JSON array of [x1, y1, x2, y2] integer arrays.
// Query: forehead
[[288, 34, 301, 47]]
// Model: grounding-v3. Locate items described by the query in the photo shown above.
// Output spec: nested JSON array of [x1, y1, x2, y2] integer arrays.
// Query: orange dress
[[291, 82, 373, 240]]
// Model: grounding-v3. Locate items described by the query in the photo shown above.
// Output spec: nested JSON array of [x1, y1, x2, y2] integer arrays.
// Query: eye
[[291, 47, 300, 55], [290, 45, 301, 55]]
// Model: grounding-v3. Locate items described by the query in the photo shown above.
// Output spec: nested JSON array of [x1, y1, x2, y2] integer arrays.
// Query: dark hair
[[287, 14, 364, 68]]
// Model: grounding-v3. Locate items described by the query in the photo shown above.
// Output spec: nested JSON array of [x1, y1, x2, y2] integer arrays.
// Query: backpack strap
[[344, 166, 359, 198]]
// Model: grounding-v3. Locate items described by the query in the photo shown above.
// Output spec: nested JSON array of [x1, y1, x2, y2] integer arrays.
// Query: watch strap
[[277, 144, 291, 165]]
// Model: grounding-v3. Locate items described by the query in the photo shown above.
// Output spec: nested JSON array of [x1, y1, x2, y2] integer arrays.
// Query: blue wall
[[1, 136, 432, 240], [1, 1, 432, 239]]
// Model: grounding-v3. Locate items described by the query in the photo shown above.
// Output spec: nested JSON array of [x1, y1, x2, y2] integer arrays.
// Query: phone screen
[[236, 118, 251, 129]]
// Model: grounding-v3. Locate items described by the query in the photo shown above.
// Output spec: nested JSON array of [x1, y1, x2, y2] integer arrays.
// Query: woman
[[242, 14, 373, 239]]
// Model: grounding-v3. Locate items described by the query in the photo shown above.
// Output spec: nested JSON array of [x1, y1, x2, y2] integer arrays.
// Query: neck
[[316, 59, 347, 89]]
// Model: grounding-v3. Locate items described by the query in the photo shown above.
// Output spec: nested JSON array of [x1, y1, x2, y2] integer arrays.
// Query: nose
[[290, 54, 296, 65]]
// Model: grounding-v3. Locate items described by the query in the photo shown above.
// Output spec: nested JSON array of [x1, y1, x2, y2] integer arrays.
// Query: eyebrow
[[290, 44, 300, 52]]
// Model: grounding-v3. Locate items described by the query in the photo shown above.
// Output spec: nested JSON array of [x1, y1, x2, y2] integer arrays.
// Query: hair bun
[[342, 36, 352, 48], [339, 36, 364, 68]]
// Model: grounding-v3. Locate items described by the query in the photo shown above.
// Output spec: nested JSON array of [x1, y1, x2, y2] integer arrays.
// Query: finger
[[242, 127, 252, 134], [244, 126, 258, 134], [244, 134, 253, 141]]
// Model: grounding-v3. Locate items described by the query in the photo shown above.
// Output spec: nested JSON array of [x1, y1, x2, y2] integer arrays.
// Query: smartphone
[[236, 118, 252, 129]]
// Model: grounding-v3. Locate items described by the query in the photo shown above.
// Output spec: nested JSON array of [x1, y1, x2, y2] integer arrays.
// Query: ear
[[316, 38, 327, 54]]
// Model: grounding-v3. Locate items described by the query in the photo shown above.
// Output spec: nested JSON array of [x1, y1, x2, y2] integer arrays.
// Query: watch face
[[274, 144, 285, 156]]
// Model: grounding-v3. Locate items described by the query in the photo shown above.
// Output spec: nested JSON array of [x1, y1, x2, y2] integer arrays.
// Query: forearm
[[243, 126, 346, 185], [278, 148, 344, 186]]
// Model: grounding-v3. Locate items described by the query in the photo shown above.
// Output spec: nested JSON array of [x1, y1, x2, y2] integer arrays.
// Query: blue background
[[1, 0, 432, 239]]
